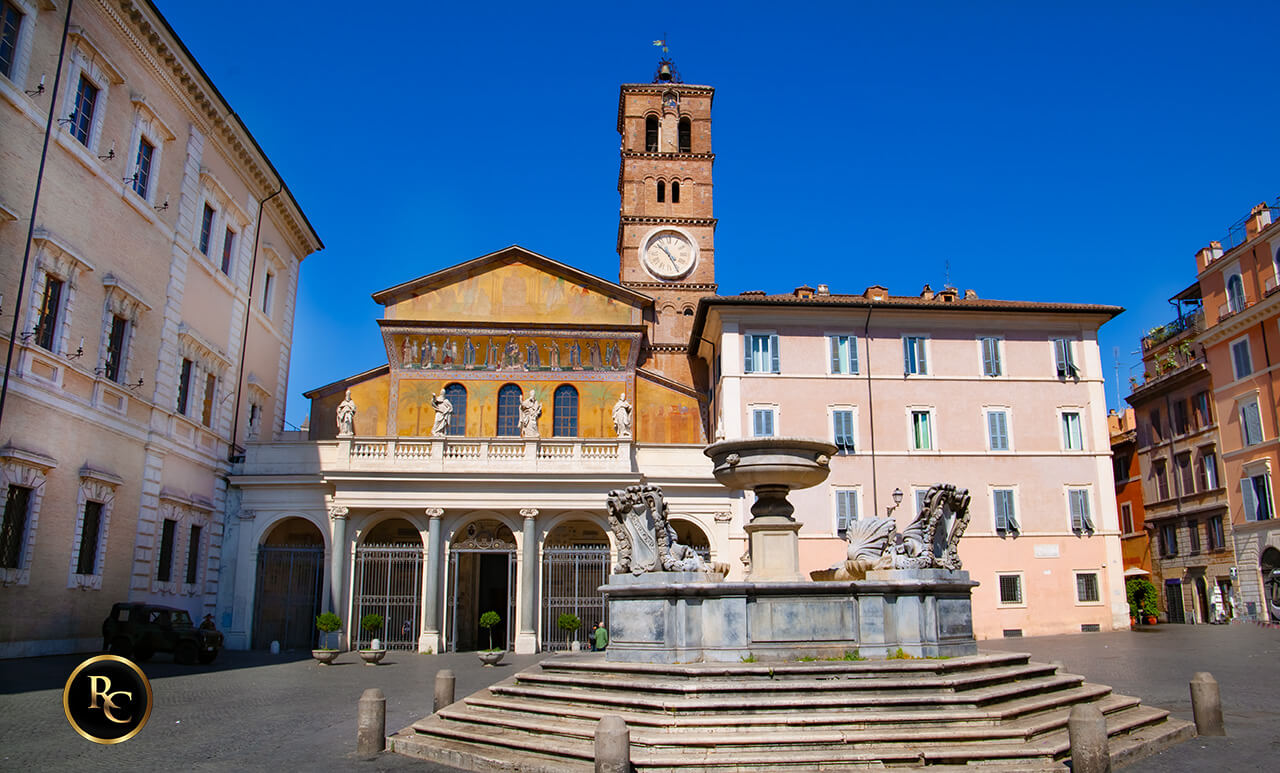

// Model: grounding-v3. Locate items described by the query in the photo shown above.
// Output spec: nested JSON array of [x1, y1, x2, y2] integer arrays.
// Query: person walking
[[587, 623, 598, 651], [593, 621, 608, 652]]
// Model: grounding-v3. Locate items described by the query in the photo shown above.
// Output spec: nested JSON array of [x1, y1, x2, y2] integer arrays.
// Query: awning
[[1123, 567, 1151, 577]]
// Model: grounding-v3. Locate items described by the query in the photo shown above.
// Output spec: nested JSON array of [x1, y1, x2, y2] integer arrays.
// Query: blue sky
[[153, 1, 1280, 429]]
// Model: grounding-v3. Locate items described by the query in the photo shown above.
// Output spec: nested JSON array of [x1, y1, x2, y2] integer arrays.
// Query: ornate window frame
[[27, 229, 94, 362], [59, 26, 123, 157], [99, 273, 151, 386], [0, 444, 57, 586], [153, 490, 213, 597], [67, 466, 122, 590]]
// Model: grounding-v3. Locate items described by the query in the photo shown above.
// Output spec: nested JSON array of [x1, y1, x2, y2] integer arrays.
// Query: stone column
[[515, 508, 539, 654], [420, 508, 444, 653], [327, 505, 349, 648]]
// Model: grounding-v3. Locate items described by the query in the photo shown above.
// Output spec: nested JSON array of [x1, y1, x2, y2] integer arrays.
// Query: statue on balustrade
[[605, 485, 728, 576], [813, 483, 972, 581], [519, 390, 542, 437], [431, 392, 452, 437], [336, 389, 357, 436], [612, 393, 632, 438]]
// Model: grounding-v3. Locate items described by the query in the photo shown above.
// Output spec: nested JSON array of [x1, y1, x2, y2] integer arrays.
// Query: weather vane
[[652, 35, 681, 83]]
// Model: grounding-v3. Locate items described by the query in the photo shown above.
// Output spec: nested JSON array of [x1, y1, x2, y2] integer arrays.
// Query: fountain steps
[[389, 652, 1194, 771]]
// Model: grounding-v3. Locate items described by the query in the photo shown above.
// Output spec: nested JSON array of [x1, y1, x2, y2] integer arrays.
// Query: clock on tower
[[617, 59, 717, 383]]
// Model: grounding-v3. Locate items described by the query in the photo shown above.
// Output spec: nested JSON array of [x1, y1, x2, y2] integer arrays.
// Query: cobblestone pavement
[[1, 624, 1274, 771]]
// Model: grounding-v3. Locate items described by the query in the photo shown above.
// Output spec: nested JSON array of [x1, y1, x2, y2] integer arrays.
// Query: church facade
[[224, 73, 733, 654]]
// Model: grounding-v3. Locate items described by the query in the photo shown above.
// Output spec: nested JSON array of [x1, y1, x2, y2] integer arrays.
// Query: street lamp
[[886, 487, 904, 517]]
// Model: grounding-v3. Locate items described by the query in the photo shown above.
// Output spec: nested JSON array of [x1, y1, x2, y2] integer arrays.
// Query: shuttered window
[[1241, 400, 1264, 446], [835, 490, 857, 533], [1069, 489, 1094, 534], [833, 410, 855, 453], [829, 335, 857, 374], [752, 408, 775, 438], [980, 337, 1001, 376], [993, 489, 1017, 535], [987, 410, 1009, 451], [745, 334, 780, 373], [903, 336, 927, 375]]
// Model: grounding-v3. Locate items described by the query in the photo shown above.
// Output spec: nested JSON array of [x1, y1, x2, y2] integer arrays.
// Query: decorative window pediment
[[177, 323, 231, 374], [32, 228, 94, 282], [0, 444, 56, 585], [198, 167, 250, 225], [67, 26, 124, 85], [129, 94, 177, 142], [102, 273, 152, 321]]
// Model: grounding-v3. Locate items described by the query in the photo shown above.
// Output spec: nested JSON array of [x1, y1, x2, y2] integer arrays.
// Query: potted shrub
[[313, 612, 342, 665], [358, 613, 387, 665], [557, 613, 583, 651], [477, 611, 503, 666], [1126, 577, 1159, 626]]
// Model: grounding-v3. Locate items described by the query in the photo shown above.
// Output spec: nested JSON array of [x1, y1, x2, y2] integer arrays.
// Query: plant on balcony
[[1178, 341, 1194, 360]]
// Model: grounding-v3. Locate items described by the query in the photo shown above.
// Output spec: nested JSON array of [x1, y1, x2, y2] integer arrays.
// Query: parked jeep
[[102, 603, 222, 664]]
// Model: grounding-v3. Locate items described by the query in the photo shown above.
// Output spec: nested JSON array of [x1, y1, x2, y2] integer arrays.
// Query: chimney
[[863, 285, 888, 301], [794, 284, 815, 299], [1246, 202, 1274, 240], [920, 283, 934, 300], [963, 289, 978, 299], [1195, 241, 1224, 272], [816, 284, 830, 296], [937, 286, 959, 302]]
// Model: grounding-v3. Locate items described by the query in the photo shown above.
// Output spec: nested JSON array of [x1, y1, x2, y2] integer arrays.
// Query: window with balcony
[[1226, 273, 1246, 313]]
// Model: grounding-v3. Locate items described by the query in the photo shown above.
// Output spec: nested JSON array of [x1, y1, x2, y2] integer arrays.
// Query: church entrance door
[[447, 520, 517, 651]]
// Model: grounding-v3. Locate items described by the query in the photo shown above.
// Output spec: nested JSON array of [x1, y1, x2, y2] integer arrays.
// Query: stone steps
[[389, 653, 1196, 771]]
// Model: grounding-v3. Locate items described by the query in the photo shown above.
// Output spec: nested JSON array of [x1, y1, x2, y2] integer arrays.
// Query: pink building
[[691, 283, 1129, 639]]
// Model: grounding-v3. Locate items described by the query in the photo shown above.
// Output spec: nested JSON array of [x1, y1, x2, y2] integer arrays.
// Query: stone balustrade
[[338, 436, 631, 472]]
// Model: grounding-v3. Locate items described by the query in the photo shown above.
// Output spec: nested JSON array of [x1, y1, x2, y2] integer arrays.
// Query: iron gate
[[351, 544, 423, 650], [252, 545, 324, 650], [446, 550, 517, 651], [541, 545, 610, 651]]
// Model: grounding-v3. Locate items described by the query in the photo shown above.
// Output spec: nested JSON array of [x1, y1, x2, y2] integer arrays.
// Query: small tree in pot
[[557, 613, 582, 651], [313, 612, 342, 665], [478, 611, 503, 666], [358, 613, 387, 665]]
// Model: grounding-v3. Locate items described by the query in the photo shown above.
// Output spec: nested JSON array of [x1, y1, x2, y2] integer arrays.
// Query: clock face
[[642, 231, 697, 279]]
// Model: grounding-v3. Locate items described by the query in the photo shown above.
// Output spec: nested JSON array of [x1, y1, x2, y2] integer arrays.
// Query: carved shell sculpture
[[845, 518, 896, 562]]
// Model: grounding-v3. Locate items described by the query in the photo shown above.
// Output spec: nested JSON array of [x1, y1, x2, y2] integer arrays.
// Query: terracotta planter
[[478, 649, 505, 667], [1146, 616, 1158, 625], [358, 649, 387, 665], [312, 649, 340, 665]]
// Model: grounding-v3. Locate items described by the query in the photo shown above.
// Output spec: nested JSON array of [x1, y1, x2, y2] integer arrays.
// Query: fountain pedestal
[[742, 516, 804, 582]]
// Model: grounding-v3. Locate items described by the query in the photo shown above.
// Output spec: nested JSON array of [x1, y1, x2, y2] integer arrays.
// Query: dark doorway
[[252, 518, 324, 650], [476, 553, 510, 650], [1194, 577, 1210, 624], [1165, 579, 1186, 624]]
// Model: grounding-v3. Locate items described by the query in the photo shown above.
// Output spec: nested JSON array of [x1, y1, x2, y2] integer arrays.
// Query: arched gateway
[[252, 517, 324, 650], [540, 519, 611, 651], [352, 517, 424, 650]]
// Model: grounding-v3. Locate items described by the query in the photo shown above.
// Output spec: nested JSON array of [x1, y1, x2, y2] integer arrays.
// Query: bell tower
[[617, 59, 717, 384]]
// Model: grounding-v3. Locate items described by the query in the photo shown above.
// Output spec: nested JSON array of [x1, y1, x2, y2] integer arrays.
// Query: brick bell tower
[[617, 57, 717, 385]]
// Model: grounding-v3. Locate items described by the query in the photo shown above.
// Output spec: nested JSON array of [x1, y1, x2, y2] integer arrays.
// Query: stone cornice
[[1198, 291, 1280, 346], [107, 0, 322, 255], [621, 151, 715, 161]]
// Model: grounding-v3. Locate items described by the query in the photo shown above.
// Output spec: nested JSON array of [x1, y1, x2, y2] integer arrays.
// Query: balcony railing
[[339, 436, 631, 472], [1141, 308, 1204, 351], [1131, 345, 1206, 392]]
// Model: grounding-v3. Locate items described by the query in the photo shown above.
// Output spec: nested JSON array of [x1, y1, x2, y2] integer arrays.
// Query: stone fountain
[[601, 437, 978, 662], [391, 437, 1196, 771]]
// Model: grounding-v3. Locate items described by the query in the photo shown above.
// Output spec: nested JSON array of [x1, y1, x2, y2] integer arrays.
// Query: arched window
[[1227, 274, 1246, 313], [678, 117, 691, 153], [645, 116, 659, 152], [496, 384, 521, 436], [657, 180, 665, 203], [444, 383, 467, 435], [671, 181, 680, 203], [552, 385, 578, 437]]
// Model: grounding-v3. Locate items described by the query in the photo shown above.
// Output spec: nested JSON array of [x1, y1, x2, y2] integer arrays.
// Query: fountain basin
[[704, 438, 837, 502], [602, 569, 977, 664]]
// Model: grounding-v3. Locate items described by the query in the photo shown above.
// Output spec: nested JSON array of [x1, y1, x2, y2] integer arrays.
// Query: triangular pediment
[[373, 245, 651, 326]]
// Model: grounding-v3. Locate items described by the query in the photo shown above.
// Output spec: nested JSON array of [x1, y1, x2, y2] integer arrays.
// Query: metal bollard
[[1067, 703, 1110, 773], [1190, 672, 1225, 736], [434, 669, 456, 713], [595, 715, 630, 773], [357, 688, 386, 759]]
